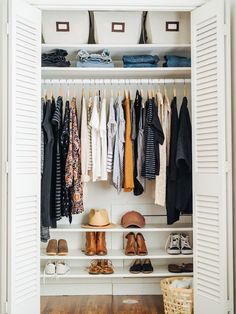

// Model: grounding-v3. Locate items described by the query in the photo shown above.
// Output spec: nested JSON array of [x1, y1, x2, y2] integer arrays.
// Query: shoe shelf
[[49, 223, 193, 233], [40, 249, 193, 260], [40, 265, 193, 279], [42, 43, 191, 60]]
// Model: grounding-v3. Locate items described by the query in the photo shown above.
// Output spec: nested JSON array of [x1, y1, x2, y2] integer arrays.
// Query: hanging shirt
[[166, 96, 180, 224], [123, 95, 134, 192], [155, 91, 171, 207], [176, 96, 192, 214], [113, 96, 125, 192], [61, 100, 71, 220], [87, 96, 93, 171], [107, 96, 117, 173], [100, 97, 108, 180], [41, 99, 54, 241], [80, 95, 90, 183], [51, 96, 63, 221], [133, 91, 144, 196], [65, 97, 84, 214], [90, 95, 101, 181], [141, 98, 164, 180], [137, 98, 146, 192]]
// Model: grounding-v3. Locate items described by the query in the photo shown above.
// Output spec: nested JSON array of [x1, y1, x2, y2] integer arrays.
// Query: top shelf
[[42, 43, 191, 60]]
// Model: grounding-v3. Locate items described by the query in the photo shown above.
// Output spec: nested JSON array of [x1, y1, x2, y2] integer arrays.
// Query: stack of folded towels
[[163, 55, 191, 67], [76, 49, 114, 68], [41, 49, 70, 67], [122, 55, 159, 68]]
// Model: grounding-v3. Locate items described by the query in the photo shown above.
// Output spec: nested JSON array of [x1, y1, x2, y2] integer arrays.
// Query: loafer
[[129, 259, 142, 274], [142, 259, 153, 274]]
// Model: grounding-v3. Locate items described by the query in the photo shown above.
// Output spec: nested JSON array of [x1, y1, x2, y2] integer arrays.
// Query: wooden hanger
[[82, 87, 85, 98], [183, 81, 187, 97], [43, 88, 47, 100], [173, 82, 177, 97], [50, 86, 54, 99], [58, 85, 62, 97], [67, 88, 70, 101]]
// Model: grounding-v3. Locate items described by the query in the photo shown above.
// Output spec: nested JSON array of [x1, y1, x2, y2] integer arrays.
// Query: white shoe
[[56, 261, 70, 275], [180, 233, 193, 255], [166, 233, 181, 255], [44, 262, 56, 275]]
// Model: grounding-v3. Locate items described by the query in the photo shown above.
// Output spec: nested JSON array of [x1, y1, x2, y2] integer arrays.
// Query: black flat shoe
[[142, 259, 153, 274], [129, 259, 142, 274]]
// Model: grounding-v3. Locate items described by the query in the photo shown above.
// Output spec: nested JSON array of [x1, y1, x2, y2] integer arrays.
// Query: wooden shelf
[[41, 67, 191, 79], [40, 265, 193, 279], [50, 223, 193, 233], [40, 249, 193, 260], [42, 43, 191, 60]]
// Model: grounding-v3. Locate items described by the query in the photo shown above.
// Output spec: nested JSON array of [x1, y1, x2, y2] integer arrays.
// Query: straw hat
[[81, 209, 116, 229]]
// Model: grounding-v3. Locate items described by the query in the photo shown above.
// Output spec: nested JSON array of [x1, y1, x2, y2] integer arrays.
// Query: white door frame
[[0, 0, 9, 313]]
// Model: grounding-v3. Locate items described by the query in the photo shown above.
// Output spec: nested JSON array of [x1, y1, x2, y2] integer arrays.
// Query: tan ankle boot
[[96, 232, 107, 256], [125, 232, 136, 256], [85, 232, 96, 256], [136, 233, 148, 256]]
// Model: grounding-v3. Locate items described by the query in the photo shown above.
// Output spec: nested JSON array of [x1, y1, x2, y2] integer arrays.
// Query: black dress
[[176, 96, 192, 214], [166, 97, 180, 224]]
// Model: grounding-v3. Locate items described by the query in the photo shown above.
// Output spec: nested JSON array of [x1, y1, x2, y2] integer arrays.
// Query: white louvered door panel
[[192, 0, 233, 313], [8, 1, 41, 313]]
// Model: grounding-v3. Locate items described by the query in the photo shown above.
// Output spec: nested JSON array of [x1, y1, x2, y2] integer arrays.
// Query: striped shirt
[[107, 96, 117, 172]]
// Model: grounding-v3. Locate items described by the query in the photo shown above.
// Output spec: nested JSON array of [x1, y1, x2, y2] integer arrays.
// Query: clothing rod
[[41, 79, 191, 85]]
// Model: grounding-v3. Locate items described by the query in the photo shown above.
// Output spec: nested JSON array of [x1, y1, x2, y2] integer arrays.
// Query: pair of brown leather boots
[[85, 232, 107, 256], [125, 232, 148, 256]]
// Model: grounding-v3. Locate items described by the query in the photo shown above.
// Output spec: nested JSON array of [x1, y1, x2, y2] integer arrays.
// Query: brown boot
[[58, 239, 68, 256], [136, 233, 148, 256], [96, 232, 107, 256], [125, 232, 136, 256], [46, 239, 58, 256], [85, 232, 96, 256]]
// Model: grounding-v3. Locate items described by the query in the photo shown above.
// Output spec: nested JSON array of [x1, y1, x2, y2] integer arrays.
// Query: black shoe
[[129, 259, 142, 274], [142, 259, 153, 274]]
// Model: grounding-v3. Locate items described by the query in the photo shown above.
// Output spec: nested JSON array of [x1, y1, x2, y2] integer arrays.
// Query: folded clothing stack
[[42, 49, 71, 67], [163, 55, 191, 67], [122, 55, 159, 68], [76, 49, 114, 68]]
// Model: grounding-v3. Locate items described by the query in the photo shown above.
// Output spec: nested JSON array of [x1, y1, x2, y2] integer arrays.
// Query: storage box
[[42, 11, 89, 44], [146, 12, 190, 44], [93, 11, 143, 44]]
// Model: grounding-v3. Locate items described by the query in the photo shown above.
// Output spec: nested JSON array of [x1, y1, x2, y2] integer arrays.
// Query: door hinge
[[5, 161, 9, 174], [4, 301, 8, 314], [6, 23, 9, 36]]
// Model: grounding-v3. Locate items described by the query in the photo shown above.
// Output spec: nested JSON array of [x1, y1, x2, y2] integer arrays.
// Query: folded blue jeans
[[76, 61, 114, 68], [123, 55, 159, 65], [123, 63, 157, 68], [163, 55, 191, 67], [77, 49, 113, 64]]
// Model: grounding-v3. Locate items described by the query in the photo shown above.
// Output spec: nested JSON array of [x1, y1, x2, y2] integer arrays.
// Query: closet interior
[[40, 8, 193, 297]]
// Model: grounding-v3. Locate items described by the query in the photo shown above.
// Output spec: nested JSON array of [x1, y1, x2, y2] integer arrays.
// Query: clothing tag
[[56, 22, 70, 32], [111, 22, 125, 33]]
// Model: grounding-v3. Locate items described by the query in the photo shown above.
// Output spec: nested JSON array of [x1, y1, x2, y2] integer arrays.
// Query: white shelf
[[42, 43, 191, 59], [40, 265, 193, 279], [40, 249, 193, 260], [41, 67, 191, 79], [50, 223, 193, 233]]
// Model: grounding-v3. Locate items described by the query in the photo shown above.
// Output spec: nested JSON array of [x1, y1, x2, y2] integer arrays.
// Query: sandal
[[129, 259, 142, 274], [88, 260, 102, 275], [101, 260, 114, 275], [142, 259, 153, 274], [182, 263, 193, 273]]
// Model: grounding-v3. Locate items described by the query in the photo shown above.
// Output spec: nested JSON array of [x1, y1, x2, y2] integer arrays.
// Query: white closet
[[3, 0, 233, 313]]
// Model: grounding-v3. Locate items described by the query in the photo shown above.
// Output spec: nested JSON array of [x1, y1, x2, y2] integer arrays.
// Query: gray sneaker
[[166, 233, 181, 255], [180, 233, 193, 255]]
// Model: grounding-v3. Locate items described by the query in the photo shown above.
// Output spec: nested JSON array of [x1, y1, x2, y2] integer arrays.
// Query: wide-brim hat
[[81, 208, 116, 229]]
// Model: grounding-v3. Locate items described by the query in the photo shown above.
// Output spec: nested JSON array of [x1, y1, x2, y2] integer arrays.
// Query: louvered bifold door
[[192, 0, 233, 313], [8, 1, 41, 314]]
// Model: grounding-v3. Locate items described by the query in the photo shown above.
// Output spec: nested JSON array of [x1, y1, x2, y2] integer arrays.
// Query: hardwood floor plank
[[41, 295, 164, 314]]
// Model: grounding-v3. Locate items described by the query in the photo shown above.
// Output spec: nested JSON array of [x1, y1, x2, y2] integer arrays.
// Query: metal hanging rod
[[41, 78, 191, 85]]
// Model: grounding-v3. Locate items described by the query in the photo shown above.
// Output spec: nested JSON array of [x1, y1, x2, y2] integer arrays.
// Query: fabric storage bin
[[93, 11, 143, 44], [42, 11, 89, 44], [160, 277, 193, 314], [146, 12, 190, 44]]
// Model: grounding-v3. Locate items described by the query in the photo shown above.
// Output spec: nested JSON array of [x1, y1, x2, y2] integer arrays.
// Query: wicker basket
[[160, 277, 193, 314]]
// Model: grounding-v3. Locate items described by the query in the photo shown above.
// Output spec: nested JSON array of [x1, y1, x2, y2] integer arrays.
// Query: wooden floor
[[41, 295, 164, 314]]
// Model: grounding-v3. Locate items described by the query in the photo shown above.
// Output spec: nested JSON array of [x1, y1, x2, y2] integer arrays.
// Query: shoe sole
[[181, 252, 193, 255], [142, 271, 153, 274], [46, 252, 57, 256], [167, 250, 181, 255], [58, 253, 68, 256]]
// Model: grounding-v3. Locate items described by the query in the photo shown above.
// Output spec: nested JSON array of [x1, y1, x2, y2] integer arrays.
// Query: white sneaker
[[56, 261, 70, 275], [180, 233, 193, 255], [44, 262, 56, 275], [166, 233, 181, 255]]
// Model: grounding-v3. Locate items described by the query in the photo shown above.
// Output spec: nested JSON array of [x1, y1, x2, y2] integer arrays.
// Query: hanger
[[58, 83, 62, 97], [163, 79, 167, 98], [173, 80, 177, 97], [183, 80, 187, 97], [43, 88, 47, 100]]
